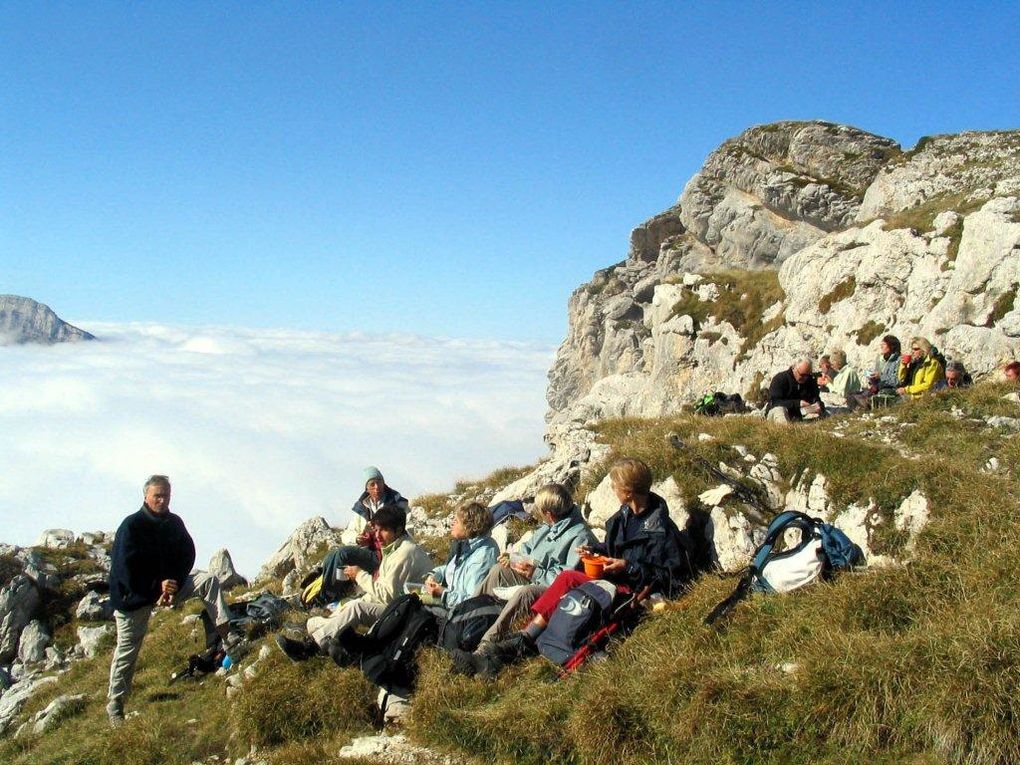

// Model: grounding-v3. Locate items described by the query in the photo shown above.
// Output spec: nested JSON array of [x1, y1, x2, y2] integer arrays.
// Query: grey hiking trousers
[[107, 570, 230, 715]]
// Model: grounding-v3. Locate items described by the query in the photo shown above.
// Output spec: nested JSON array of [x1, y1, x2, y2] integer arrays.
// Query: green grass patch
[[856, 320, 886, 346], [669, 270, 785, 357], [986, 284, 1017, 326], [818, 275, 857, 314]]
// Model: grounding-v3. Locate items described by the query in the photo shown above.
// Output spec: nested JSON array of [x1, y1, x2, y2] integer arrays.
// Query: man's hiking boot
[[275, 634, 319, 662], [450, 632, 536, 679], [106, 700, 124, 728]]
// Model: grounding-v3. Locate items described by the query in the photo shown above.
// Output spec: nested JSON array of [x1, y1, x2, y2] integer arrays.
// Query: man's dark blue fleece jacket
[[109, 506, 196, 613]]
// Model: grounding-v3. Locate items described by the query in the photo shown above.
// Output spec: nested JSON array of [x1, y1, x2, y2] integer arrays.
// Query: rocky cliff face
[[539, 123, 1020, 483], [0, 296, 95, 345]]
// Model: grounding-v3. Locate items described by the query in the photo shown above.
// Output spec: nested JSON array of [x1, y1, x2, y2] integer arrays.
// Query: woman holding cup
[[472, 483, 596, 648]]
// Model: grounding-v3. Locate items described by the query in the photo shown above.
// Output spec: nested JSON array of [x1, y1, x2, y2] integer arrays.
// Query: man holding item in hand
[[106, 475, 235, 726]]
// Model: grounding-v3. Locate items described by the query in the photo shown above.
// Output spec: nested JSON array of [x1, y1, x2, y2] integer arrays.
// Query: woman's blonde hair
[[911, 336, 932, 356], [829, 349, 846, 367], [455, 501, 493, 538], [608, 457, 653, 495], [534, 483, 574, 520]]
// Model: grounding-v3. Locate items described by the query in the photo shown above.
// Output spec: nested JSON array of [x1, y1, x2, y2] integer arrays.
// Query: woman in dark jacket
[[452, 458, 694, 677]]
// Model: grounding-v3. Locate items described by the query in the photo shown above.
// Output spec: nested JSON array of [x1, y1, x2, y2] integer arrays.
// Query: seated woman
[[423, 502, 499, 611], [453, 458, 694, 677], [472, 483, 596, 649], [276, 505, 432, 661], [897, 337, 945, 398], [1004, 361, 1020, 382]]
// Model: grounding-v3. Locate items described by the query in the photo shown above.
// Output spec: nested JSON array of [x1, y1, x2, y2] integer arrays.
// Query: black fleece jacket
[[109, 506, 196, 612], [767, 368, 824, 419], [595, 492, 695, 597]]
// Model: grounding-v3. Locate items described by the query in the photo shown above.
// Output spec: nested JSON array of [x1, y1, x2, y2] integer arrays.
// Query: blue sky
[[3, 2, 1019, 343]]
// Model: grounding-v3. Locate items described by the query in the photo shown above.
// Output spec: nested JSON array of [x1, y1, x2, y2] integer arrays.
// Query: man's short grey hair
[[143, 475, 171, 493]]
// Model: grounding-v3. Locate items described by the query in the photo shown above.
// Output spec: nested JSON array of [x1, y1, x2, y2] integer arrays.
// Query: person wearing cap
[[317, 467, 410, 583], [276, 504, 433, 661]]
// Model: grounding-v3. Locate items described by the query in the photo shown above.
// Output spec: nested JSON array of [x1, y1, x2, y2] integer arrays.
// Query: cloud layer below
[[0, 323, 554, 575]]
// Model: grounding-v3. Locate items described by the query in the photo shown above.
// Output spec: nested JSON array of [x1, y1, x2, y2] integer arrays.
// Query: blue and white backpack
[[706, 510, 865, 624]]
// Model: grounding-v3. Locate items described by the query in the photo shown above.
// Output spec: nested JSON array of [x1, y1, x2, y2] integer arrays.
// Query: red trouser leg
[[530, 570, 592, 620]]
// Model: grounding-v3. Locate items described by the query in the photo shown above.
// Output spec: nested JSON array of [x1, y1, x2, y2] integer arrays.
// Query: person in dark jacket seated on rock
[[106, 475, 237, 726], [935, 360, 973, 390], [452, 458, 694, 677], [766, 359, 825, 423]]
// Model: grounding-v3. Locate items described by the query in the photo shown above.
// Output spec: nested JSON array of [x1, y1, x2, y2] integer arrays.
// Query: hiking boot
[[451, 632, 536, 679], [106, 700, 124, 728], [449, 648, 485, 678], [275, 634, 319, 662]]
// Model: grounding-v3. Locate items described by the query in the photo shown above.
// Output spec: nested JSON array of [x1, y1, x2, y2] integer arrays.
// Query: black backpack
[[329, 593, 440, 693], [536, 580, 617, 666], [227, 592, 291, 639], [438, 594, 504, 653]]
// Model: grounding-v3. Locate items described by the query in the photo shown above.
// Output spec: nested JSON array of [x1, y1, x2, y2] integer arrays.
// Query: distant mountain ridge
[[0, 296, 95, 345]]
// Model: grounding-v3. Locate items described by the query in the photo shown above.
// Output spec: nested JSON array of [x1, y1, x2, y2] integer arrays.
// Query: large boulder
[[75, 590, 113, 622], [76, 625, 114, 659], [16, 620, 49, 665], [0, 675, 58, 735], [32, 530, 76, 549], [257, 517, 344, 581], [208, 548, 247, 590], [0, 575, 40, 664]]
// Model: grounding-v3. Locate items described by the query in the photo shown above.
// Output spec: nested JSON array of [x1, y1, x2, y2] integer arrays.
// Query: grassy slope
[[409, 384, 1020, 765], [3, 385, 1018, 764]]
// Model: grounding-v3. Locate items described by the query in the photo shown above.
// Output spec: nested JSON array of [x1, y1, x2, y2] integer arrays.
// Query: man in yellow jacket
[[897, 337, 945, 397]]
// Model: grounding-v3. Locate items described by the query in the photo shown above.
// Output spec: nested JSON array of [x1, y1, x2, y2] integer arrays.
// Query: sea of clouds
[[0, 323, 554, 575]]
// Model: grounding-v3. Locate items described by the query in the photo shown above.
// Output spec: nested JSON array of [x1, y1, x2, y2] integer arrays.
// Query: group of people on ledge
[[275, 461, 694, 679], [765, 334, 1018, 423], [103, 344, 1020, 725]]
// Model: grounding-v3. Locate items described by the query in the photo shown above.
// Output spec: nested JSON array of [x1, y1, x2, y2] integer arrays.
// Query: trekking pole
[[667, 433, 770, 515]]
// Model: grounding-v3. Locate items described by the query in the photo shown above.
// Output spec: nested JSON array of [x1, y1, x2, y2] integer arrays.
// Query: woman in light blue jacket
[[424, 502, 499, 610]]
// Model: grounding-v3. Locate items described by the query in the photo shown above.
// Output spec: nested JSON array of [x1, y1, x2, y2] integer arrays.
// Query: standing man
[[106, 475, 234, 726]]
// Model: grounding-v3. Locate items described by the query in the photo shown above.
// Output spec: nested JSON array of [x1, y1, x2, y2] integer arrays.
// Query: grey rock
[[0, 674, 58, 735], [76, 624, 114, 658], [32, 529, 76, 549], [256, 517, 344, 581], [0, 575, 40, 664], [29, 692, 86, 735], [16, 620, 49, 664], [0, 295, 95, 345], [75, 590, 113, 622], [209, 549, 247, 590]]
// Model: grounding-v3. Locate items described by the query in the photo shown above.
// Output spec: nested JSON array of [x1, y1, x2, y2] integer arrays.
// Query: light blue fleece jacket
[[518, 507, 597, 587], [429, 535, 499, 609]]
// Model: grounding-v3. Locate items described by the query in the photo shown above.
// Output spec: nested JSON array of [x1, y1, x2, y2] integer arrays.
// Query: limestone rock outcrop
[[0, 295, 95, 346], [256, 517, 344, 581], [543, 124, 1020, 464]]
